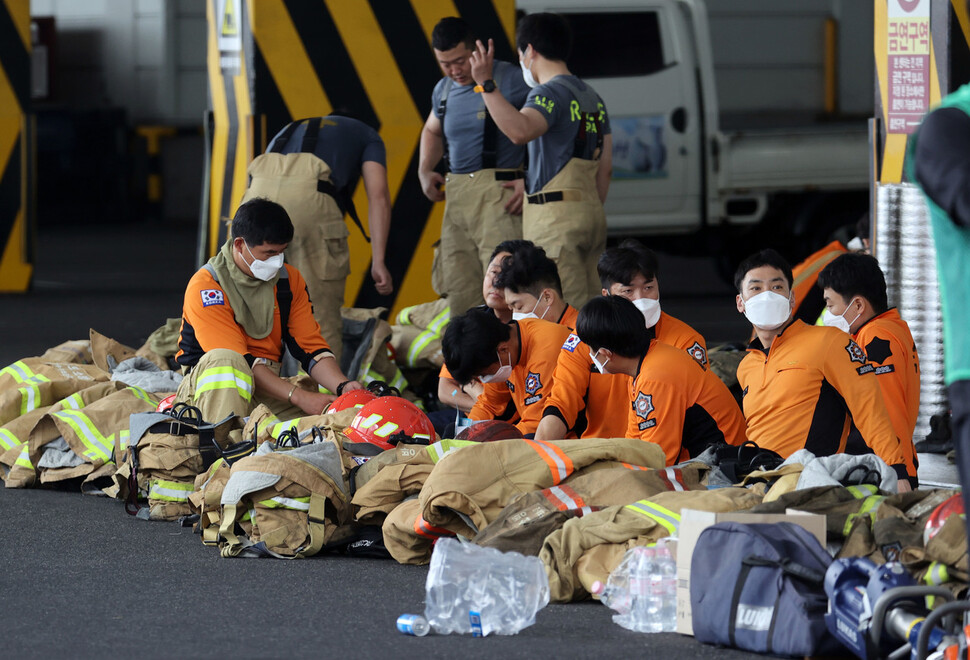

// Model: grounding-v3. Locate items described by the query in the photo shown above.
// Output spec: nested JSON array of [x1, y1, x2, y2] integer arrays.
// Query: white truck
[[518, 0, 871, 266]]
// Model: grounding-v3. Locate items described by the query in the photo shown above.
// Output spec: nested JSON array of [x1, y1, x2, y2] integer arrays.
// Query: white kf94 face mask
[[743, 291, 791, 330], [822, 299, 862, 334], [245, 242, 284, 281], [511, 297, 549, 322], [480, 350, 513, 383], [632, 297, 661, 328], [589, 348, 610, 374]]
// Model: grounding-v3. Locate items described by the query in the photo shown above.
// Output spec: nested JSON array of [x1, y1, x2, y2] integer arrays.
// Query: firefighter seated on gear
[[576, 295, 746, 466], [174, 198, 364, 429], [734, 249, 914, 492], [442, 306, 570, 436], [817, 252, 921, 488], [494, 242, 578, 329], [535, 239, 709, 442], [435, 239, 532, 415]]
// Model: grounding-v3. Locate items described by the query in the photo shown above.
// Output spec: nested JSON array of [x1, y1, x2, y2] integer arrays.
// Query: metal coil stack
[[874, 183, 947, 443]]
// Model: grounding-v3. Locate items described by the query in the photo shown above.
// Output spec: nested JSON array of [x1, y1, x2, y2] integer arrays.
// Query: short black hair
[[494, 245, 563, 298], [231, 198, 294, 246], [576, 295, 651, 358], [734, 249, 793, 294], [516, 12, 572, 62], [442, 307, 512, 384], [816, 253, 889, 314], [597, 239, 660, 290], [432, 17, 474, 51], [490, 239, 534, 263], [855, 213, 870, 242]]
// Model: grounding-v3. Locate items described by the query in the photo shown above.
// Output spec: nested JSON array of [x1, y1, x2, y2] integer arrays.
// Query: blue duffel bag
[[690, 521, 841, 657]]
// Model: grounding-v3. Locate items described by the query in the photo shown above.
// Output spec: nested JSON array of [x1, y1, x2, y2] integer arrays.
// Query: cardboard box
[[675, 508, 827, 636]]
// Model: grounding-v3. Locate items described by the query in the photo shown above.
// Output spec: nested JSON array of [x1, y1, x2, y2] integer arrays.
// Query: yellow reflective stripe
[[195, 366, 253, 402], [14, 445, 32, 469], [270, 419, 299, 439], [406, 308, 450, 366], [17, 374, 51, 416], [258, 495, 311, 510], [243, 509, 253, 522], [843, 495, 885, 536], [126, 386, 154, 405], [0, 429, 22, 451], [624, 500, 681, 536], [847, 484, 879, 499], [925, 561, 949, 585], [426, 439, 477, 463], [61, 392, 86, 409], [114, 430, 131, 453], [397, 305, 417, 325], [0, 360, 35, 383], [149, 479, 193, 502], [389, 368, 408, 392], [51, 409, 113, 462]]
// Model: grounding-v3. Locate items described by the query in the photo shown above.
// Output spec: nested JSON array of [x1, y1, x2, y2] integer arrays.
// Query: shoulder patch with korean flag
[[562, 333, 581, 353], [201, 289, 225, 307]]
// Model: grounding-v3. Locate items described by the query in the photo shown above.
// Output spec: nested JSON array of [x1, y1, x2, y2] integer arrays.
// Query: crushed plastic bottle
[[423, 537, 550, 636], [598, 544, 679, 634]]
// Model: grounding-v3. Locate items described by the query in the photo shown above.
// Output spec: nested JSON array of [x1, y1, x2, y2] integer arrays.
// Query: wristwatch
[[476, 79, 496, 94]]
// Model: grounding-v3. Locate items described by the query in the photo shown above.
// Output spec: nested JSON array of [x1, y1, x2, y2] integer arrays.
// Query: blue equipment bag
[[690, 521, 840, 657]]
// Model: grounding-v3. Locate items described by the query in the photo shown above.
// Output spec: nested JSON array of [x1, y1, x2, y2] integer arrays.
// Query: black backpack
[[690, 521, 842, 657]]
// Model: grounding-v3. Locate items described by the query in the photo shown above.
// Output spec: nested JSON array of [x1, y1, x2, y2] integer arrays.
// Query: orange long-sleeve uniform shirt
[[541, 332, 631, 438], [853, 308, 921, 471], [627, 339, 746, 465], [176, 264, 332, 371], [654, 312, 709, 369], [540, 311, 708, 438], [468, 319, 572, 435], [737, 320, 913, 478], [792, 240, 847, 323]]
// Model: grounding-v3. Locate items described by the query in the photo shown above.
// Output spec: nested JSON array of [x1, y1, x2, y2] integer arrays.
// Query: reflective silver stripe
[[1, 360, 33, 383], [527, 439, 570, 484], [62, 392, 85, 409], [259, 496, 311, 511], [426, 440, 475, 463], [52, 409, 113, 462], [624, 500, 680, 535], [663, 467, 686, 491], [149, 480, 193, 502], [0, 429, 22, 451], [547, 486, 592, 515]]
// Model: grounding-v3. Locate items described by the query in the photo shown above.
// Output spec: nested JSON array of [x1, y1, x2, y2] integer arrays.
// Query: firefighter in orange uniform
[[442, 308, 571, 436], [734, 249, 914, 491], [575, 295, 746, 465]]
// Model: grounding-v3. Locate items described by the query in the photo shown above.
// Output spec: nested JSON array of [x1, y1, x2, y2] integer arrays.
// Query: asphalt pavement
[[0, 220, 954, 658]]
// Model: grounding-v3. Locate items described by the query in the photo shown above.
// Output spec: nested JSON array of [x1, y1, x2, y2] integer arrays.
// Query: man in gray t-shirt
[[470, 12, 612, 307], [241, 115, 392, 360], [418, 17, 531, 317]]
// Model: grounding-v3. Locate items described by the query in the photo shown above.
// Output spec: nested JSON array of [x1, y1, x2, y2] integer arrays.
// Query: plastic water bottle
[[424, 538, 550, 636], [655, 543, 678, 632], [590, 580, 633, 615], [602, 546, 664, 633]]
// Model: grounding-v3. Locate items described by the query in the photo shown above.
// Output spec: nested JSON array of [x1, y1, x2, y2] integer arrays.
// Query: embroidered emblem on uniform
[[507, 381, 515, 392], [524, 371, 543, 405], [562, 334, 581, 353], [845, 340, 867, 364], [687, 341, 707, 366], [201, 289, 224, 307], [742, 386, 749, 398], [634, 392, 656, 431]]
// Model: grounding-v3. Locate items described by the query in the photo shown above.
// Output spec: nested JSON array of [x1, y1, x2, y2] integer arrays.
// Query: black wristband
[[336, 380, 352, 396]]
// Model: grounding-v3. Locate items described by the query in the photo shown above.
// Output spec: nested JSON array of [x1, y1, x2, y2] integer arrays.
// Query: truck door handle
[[671, 107, 687, 133]]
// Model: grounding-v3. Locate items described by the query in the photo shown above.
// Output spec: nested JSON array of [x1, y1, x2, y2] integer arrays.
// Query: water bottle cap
[[591, 580, 605, 595]]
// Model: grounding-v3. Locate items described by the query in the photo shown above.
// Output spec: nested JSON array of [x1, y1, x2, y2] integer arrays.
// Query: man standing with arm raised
[[469, 12, 612, 308]]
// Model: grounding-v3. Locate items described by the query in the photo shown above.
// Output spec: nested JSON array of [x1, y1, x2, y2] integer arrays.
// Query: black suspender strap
[[481, 110, 498, 169], [269, 120, 301, 153], [276, 270, 293, 335], [316, 180, 370, 243], [438, 79, 453, 171], [300, 117, 322, 153]]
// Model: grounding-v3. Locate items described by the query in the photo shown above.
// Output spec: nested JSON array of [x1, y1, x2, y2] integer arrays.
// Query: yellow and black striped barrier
[[0, 0, 32, 292], [205, 0, 516, 316], [875, 0, 970, 183]]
